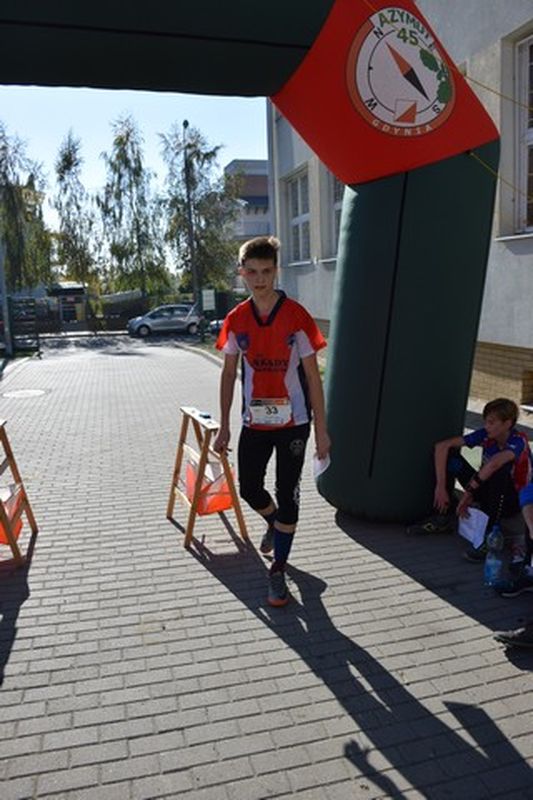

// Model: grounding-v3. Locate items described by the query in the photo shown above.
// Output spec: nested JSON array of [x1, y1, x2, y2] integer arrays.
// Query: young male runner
[[213, 236, 330, 607]]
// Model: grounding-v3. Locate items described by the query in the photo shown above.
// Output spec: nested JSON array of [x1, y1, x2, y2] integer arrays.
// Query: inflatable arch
[[1, 0, 499, 520]]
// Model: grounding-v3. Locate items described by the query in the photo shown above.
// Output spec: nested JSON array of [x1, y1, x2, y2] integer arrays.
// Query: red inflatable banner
[[272, 0, 499, 184]]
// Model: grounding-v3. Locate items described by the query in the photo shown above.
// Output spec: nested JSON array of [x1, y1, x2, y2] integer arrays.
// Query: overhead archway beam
[[0, 1, 335, 95]]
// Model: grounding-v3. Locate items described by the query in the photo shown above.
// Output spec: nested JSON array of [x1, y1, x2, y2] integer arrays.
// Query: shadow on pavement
[[41, 336, 146, 353], [41, 333, 202, 349], [38, 334, 213, 361], [188, 531, 532, 798], [0, 531, 37, 686], [335, 512, 533, 663]]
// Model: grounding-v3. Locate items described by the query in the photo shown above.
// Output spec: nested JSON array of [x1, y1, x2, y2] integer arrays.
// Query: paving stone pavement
[[0, 335, 532, 800]]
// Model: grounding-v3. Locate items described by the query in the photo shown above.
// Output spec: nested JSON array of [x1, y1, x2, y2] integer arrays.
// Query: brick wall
[[470, 341, 533, 403], [318, 335, 533, 404]]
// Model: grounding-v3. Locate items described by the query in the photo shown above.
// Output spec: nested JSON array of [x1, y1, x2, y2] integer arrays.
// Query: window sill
[[494, 232, 533, 242], [285, 258, 338, 267]]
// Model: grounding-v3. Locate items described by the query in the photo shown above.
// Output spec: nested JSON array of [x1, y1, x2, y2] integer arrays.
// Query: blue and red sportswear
[[463, 427, 532, 492]]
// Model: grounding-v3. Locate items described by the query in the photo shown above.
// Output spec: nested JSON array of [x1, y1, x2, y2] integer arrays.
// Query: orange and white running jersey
[[216, 292, 326, 429]]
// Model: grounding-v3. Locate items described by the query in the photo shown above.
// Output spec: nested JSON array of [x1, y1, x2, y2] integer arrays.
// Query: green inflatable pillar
[[319, 140, 500, 521]]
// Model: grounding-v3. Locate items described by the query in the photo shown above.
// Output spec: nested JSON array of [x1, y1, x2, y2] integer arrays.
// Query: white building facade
[[268, 0, 533, 402], [267, 104, 342, 332], [224, 159, 272, 243]]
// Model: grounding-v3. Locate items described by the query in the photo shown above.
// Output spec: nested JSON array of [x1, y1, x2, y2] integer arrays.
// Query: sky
[[0, 85, 269, 225]]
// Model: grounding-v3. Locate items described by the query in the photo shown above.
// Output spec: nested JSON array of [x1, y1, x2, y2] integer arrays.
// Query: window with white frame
[[287, 173, 310, 262], [517, 36, 533, 231], [332, 174, 344, 254]]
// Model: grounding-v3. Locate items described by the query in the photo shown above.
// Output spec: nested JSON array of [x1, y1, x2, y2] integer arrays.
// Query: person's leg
[[271, 425, 310, 568], [496, 489, 533, 595], [463, 464, 520, 563], [501, 512, 529, 574], [237, 427, 276, 545], [523, 502, 533, 564], [446, 449, 476, 497], [267, 424, 310, 606], [476, 464, 520, 527], [520, 488, 533, 560]]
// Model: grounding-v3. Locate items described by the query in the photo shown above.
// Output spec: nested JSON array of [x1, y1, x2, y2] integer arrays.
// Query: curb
[[0, 354, 36, 389], [175, 341, 223, 368], [39, 330, 129, 340]]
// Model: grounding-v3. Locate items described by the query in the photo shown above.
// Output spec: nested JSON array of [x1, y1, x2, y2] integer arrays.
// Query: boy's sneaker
[[494, 624, 533, 648], [406, 514, 455, 536], [260, 526, 274, 554], [463, 542, 488, 563], [493, 573, 533, 597], [267, 570, 289, 607]]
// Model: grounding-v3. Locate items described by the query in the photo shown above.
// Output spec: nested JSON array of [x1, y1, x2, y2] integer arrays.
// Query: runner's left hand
[[315, 431, 331, 461]]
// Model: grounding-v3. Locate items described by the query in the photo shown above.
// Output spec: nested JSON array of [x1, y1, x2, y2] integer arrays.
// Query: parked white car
[[127, 304, 201, 337]]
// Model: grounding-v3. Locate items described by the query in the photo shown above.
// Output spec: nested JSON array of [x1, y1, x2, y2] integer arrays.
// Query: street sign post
[[202, 289, 216, 312]]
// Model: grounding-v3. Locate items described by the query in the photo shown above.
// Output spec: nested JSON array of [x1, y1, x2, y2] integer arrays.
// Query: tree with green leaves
[[98, 114, 169, 296], [54, 131, 98, 286], [160, 122, 241, 295], [54, 131, 99, 288], [0, 122, 52, 290]]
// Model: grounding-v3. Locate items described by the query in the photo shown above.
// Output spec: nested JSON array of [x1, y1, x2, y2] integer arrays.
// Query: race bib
[[249, 398, 292, 426]]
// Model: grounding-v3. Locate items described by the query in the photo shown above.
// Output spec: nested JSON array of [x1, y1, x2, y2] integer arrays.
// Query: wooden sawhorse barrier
[[167, 406, 248, 547], [0, 420, 38, 566]]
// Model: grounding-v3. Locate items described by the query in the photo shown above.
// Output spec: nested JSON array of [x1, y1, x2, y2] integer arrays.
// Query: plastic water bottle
[[484, 523, 504, 586]]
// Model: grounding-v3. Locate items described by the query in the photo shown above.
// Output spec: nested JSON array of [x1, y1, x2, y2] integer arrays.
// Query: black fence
[[0, 289, 243, 350]]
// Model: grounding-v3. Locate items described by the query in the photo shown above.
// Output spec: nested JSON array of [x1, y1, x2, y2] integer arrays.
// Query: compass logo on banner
[[346, 6, 455, 136]]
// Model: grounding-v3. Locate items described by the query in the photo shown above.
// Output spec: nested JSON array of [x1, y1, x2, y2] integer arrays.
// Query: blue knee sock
[[272, 529, 294, 572]]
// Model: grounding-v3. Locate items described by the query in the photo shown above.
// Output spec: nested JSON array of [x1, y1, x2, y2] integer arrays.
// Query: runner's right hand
[[214, 426, 230, 454]]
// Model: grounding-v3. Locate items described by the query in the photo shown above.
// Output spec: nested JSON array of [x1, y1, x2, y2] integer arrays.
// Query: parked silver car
[[127, 304, 201, 337]]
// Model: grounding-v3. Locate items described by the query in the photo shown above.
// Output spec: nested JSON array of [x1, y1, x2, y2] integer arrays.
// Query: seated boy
[[408, 398, 532, 564]]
